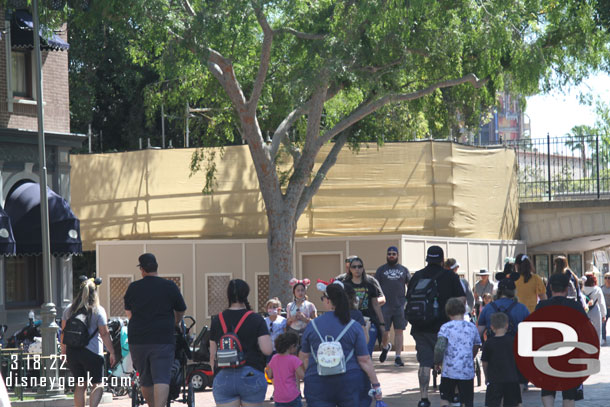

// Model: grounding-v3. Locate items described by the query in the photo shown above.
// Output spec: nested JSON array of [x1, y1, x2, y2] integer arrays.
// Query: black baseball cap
[[426, 245, 444, 263], [137, 253, 158, 271]]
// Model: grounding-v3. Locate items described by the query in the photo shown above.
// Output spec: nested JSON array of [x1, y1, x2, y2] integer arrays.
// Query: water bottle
[[433, 298, 439, 319]]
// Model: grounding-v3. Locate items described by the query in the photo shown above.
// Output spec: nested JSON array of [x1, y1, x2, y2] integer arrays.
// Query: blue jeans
[[212, 365, 268, 404], [275, 395, 303, 407], [304, 369, 363, 407], [367, 324, 378, 355], [603, 307, 609, 341]]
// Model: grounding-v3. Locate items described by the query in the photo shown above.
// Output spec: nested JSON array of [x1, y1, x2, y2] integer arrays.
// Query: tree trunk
[[267, 211, 297, 307]]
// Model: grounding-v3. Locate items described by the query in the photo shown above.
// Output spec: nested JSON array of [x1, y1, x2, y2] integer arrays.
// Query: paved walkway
[[108, 344, 610, 407]]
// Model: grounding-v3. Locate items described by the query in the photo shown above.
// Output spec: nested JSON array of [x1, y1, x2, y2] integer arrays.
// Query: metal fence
[[502, 135, 610, 202]]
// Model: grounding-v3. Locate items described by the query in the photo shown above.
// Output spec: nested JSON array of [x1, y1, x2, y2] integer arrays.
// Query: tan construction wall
[[71, 141, 519, 251], [96, 235, 524, 349]]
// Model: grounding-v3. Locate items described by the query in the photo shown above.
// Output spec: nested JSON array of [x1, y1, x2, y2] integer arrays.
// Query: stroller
[[131, 318, 195, 407], [186, 324, 213, 392], [105, 318, 133, 396]]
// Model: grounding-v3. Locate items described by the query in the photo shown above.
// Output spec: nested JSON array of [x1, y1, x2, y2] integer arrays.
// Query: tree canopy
[[39, 0, 610, 301]]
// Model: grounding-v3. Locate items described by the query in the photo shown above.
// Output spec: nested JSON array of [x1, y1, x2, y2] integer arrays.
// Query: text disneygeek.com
[[4, 373, 131, 390]]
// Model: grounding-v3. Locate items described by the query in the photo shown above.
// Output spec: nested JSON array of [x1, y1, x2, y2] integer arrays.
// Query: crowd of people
[[52, 249, 608, 407]]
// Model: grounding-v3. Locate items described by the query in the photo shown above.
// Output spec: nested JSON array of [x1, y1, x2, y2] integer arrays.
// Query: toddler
[[267, 332, 305, 407]]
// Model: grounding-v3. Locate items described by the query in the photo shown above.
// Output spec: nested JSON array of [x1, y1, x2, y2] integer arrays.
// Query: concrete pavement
[[106, 344, 610, 407]]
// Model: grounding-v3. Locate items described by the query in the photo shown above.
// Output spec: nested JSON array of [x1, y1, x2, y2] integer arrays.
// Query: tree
[[62, 0, 610, 303]]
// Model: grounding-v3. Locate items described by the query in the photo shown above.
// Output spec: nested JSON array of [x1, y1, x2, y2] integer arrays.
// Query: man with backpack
[[476, 272, 529, 342], [405, 246, 466, 407], [124, 253, 187, 407]]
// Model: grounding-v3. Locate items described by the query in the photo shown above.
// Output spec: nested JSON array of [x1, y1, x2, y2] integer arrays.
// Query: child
[[481, 312, 521, 407], [267, 332, 305, 407], [434, 298, 481, 407], [286, 279, 316, 339], [265, 297, 287, 355]]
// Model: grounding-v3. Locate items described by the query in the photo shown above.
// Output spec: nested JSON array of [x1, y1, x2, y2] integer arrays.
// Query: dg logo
[[514, 305, 600, 391]]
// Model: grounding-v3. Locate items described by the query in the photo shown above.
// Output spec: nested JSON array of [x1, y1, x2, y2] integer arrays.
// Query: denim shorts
[[275, 395, 302, 407], [212, 365, 268, 404], [304, 369, 363, 407]]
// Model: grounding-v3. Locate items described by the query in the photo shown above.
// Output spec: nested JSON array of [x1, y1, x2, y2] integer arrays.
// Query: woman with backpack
[[209, 279, 273, 407], [582, 273, 607, 344], [61, 277, 116, 407], [299, 282, 383, 407]]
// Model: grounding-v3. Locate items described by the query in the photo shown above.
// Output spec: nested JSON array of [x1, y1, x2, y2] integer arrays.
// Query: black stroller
[[131, 319, 195, 407]]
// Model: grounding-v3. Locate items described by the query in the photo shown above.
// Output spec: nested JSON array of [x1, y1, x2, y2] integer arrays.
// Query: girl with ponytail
[[61, 277, 115, 407], [209, 279, 273, 406]]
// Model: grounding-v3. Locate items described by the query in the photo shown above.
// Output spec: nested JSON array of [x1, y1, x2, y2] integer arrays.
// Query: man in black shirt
[[535, 272, 587, 407], [124, 253, 187, 407], [406, 246, 466, 407]]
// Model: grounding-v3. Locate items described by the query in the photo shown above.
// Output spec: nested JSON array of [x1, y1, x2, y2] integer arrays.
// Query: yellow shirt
[[514, 273, 546, 313]]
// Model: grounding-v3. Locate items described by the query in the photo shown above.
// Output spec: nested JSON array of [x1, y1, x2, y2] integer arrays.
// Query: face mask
[[267, 308, 278, 315]]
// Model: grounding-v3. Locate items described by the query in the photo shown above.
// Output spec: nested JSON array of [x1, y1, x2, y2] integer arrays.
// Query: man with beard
[[375, 246, 411, 366]]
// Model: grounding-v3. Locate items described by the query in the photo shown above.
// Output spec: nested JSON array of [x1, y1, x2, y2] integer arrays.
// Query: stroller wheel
[[189, 372, 206, 391], [187, 382, 195, 407]]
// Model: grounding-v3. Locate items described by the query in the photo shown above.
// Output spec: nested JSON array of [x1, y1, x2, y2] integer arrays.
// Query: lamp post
[[32, 0, 62, 398]]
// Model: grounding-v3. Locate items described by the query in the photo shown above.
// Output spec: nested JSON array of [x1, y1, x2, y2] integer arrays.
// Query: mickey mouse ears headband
[[289, 278, 311, 288], [316, 278, 344, 292], [79, 275, 102, 288]]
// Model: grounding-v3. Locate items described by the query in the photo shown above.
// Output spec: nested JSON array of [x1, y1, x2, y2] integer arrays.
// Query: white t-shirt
[[438, 319, 481, 380], [286, 300, 316, 331]]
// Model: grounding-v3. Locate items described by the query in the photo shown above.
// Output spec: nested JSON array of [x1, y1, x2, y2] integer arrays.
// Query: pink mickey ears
[[289, 278, 311, 288]]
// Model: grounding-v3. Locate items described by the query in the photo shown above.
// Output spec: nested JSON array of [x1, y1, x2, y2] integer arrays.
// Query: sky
[[525, 72, 610, 139]]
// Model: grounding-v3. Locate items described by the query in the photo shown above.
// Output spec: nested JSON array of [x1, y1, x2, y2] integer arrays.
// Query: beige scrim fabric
[[70, 142, 518, 251]]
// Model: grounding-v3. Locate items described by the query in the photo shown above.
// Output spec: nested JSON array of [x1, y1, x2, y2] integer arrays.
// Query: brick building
[[0, 8, 84, 329]]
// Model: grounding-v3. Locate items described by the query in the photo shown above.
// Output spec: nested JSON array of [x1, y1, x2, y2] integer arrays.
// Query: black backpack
[[216, 310, 253, 368], [405, 270, 444, 326], [485, 300, 518, 339], [62, 308, 97, 348]]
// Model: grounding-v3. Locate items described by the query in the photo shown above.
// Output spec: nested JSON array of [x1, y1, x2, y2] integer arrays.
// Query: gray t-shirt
[[375, 263, 410, 309], [62, 305, 108, 355]]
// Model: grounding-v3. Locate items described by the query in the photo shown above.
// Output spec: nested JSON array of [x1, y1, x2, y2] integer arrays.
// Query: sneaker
[[417, 399, 431, 407], [379, 342, 392, 363], [394, 356, 404, 366]]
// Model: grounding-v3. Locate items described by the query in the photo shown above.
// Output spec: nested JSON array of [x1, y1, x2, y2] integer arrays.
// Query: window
[[4, 256, 43, 308], [568, 254, 583, 277], [534, 254, 549, 279], [11, 51, 33, 98]]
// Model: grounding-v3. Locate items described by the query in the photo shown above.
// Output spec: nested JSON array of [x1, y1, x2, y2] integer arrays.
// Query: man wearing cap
[[535, 273, 587, 407], [406, 246, 466, 407], [473, 269, 496, 316], [375, 246, 411, 366], [124, 253, 187, 407]]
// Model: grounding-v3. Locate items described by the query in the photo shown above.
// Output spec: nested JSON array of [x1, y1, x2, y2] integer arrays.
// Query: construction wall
[[96, 235, 524, 348], [71, 141, 519, 250]]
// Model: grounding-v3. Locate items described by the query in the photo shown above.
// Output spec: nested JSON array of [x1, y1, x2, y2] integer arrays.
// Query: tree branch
[[269, 84, 344, 159], [295, 131, 348, 219], [181, 0, 196, 17], [249, 5, 274, 109], [275, 27, 326, 40], [319, 73, 488, 146], [206, 49, 247, 110]]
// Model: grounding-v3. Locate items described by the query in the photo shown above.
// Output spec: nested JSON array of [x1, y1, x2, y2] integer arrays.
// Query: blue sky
[[525, 72, 610, 139]]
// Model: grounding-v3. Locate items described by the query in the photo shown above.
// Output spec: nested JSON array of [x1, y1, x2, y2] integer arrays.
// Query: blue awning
[[4, 182, 81, 256], [0, 204, 16, 256], [11, 10, 70, 51]]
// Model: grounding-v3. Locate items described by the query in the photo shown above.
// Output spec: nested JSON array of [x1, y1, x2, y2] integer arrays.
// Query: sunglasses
[[350, 264, 363, 269]]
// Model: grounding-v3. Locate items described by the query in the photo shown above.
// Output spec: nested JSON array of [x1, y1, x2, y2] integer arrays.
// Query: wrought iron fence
[[503, 135, 610, 201]]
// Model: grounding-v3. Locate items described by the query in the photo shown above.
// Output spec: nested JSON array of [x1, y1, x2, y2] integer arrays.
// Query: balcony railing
[[502, 135, 610, 202]]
